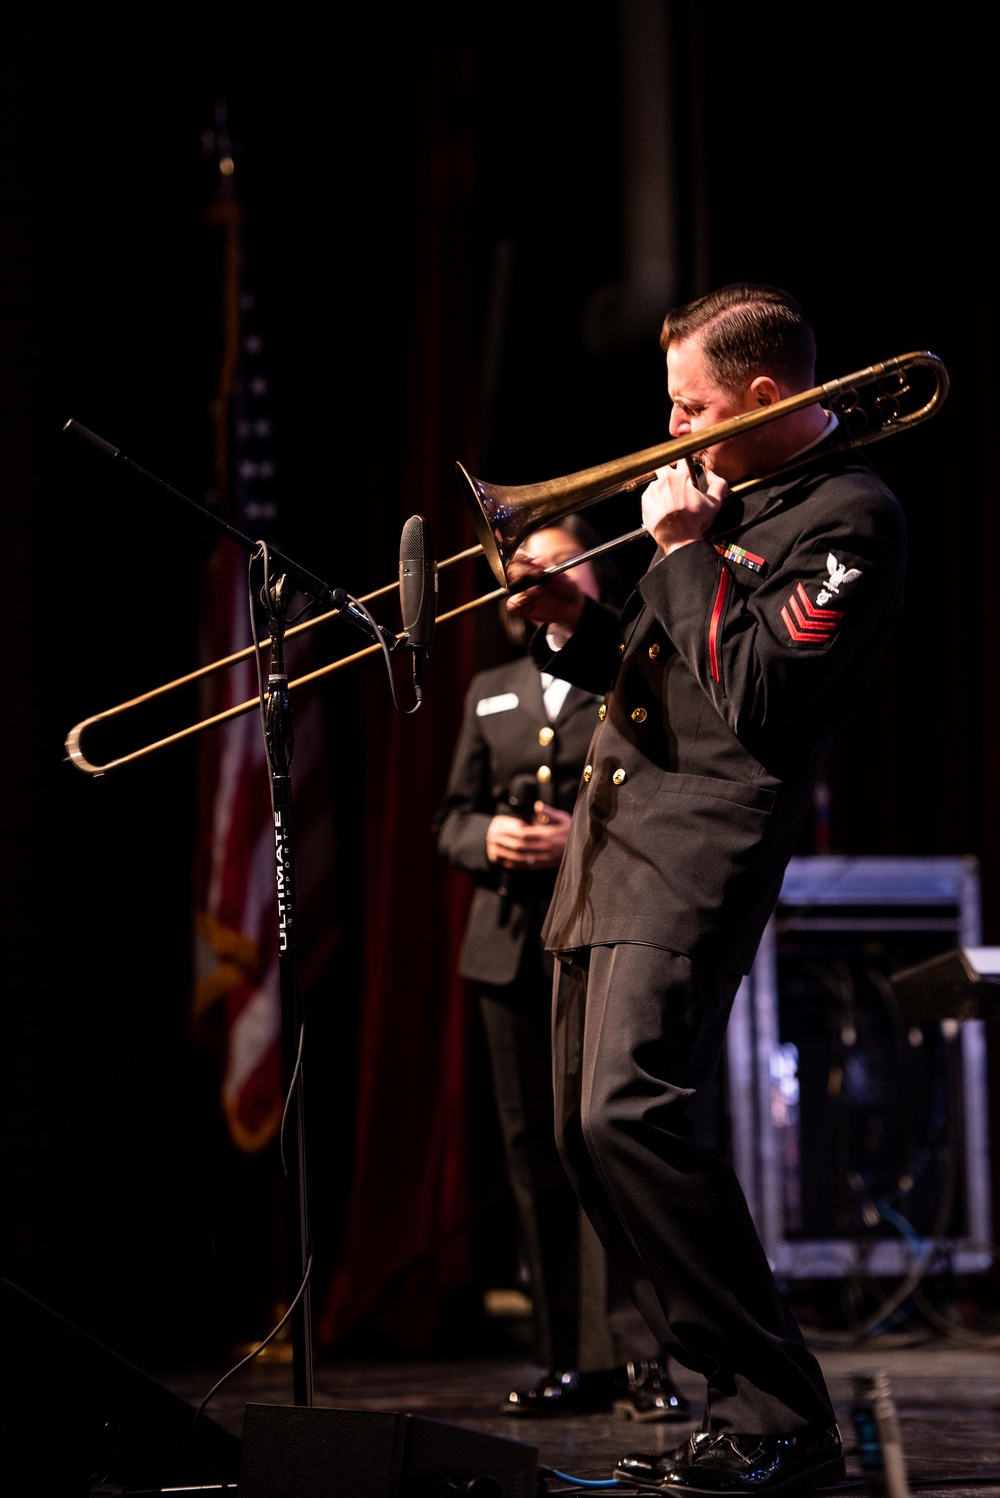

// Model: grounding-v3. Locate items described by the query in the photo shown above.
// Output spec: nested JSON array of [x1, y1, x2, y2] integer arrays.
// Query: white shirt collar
[[540, 671, 571, 721], [785, 408, 839, 463]]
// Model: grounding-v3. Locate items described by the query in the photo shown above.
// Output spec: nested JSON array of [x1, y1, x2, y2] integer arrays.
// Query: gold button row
[[614, 640, 660, 659], [582, 765, 628, 786], [598, 700, 649, 726]]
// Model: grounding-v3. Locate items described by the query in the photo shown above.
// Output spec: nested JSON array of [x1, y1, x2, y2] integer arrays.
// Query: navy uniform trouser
[[552, 943, 836, 1434], [480, 955, 661, 1371]]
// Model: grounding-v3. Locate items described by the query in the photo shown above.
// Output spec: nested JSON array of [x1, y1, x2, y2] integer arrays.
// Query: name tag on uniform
[[476, 692, 519, 716]]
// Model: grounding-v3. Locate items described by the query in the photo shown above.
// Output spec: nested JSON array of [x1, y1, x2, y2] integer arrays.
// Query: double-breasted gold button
[[618, 642, 625, 654], [582, 765, 593, 783], [536, 765, 552, 784], [631, 707, 647, 724], [598, 703, 607, 721], [648, 642, 661, 660], [612, 768, 627, 785], [538, 725, 554, 747]]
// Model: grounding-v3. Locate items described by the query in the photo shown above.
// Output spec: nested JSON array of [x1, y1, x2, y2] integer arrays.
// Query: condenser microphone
[[399, 514, 437, 702]]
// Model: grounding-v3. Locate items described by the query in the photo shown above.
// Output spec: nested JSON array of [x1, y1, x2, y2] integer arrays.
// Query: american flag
[[190, 113, 337, 1152]]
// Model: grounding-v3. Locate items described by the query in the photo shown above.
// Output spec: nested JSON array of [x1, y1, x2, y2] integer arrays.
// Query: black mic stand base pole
[[264, 581, 314, 1408]]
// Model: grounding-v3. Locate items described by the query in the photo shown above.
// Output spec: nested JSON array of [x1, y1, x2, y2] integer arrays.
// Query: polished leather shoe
[[613, 1359, 691, 1422], [616, 1431, 715, 1483], [503, 1367, 616, 1415], [614, 1425, 845, 1492]]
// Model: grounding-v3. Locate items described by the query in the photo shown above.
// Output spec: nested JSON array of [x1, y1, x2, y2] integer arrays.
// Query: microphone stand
[[261, 573, 313, 1407], [62, 419, 399, 1408]]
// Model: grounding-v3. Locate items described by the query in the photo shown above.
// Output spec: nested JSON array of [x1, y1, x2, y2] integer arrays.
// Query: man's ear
[[749, 374, 782, 408]]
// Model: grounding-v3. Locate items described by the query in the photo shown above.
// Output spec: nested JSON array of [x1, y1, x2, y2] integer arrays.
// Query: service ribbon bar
[[715, 542, 766, 574]]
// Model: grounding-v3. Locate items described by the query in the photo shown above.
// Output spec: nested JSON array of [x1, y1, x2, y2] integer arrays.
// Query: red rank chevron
[[780, 582, 844, 644]]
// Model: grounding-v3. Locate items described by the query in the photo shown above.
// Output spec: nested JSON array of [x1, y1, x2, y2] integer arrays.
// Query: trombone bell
[[457, 462, 602, 587], [456, 442, 666, 588]]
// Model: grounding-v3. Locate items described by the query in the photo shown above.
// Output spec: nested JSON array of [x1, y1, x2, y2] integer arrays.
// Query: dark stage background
[[3, 2, 999, 1376]]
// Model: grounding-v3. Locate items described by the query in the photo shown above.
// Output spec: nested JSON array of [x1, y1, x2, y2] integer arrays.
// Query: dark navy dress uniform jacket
[[532, 447, 907, 976]]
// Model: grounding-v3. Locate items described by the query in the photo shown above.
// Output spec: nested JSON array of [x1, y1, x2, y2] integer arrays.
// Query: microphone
[[399, 515, 437, 703], [496, 773, 540, 901]]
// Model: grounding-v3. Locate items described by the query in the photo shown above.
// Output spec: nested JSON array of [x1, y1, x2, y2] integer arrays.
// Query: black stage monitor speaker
[[239, 1403, 538, 1498], [891, 946, 1000, 1022], [0, 1279, 242, 1495]]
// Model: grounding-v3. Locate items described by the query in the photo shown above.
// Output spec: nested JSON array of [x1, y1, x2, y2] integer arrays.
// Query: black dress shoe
[[503, 1367, 616, 1416], [616, 1431, 715, 1484], [613, 1359, 692, 1422], [614, 1425, 845, 1492]]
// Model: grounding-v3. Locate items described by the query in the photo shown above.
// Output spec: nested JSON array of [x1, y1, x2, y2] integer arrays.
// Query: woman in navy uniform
[[436, 517, 688, 1420]]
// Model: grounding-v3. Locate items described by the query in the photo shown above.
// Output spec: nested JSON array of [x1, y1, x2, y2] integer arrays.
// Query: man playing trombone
[[505, 284, 907, 1493]]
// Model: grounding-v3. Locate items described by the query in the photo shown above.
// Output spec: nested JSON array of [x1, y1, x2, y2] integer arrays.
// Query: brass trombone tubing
[[63, 544, 484, 774], [461, 351, 949, 584], [64, 581, 504, 776], [65, 350, 946, 776], [529, 389, 949, 583]]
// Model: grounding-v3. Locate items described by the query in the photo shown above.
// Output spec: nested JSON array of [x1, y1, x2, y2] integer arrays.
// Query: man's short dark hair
[[660, 283, 816, 394]]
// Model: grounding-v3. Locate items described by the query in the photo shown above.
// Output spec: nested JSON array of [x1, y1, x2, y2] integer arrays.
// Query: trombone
[[65, 350, 947, 776]]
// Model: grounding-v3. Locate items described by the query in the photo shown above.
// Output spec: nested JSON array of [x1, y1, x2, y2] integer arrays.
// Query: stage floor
[[160, 1337, 1000, 1494]]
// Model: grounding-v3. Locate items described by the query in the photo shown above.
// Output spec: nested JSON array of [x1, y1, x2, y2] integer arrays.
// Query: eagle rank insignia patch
[[816, 553, 862, 606], [781, 555, 861, 645]]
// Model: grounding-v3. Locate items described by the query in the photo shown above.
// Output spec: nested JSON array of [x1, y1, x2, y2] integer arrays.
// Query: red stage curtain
[[318, 9, 481, 1353]]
